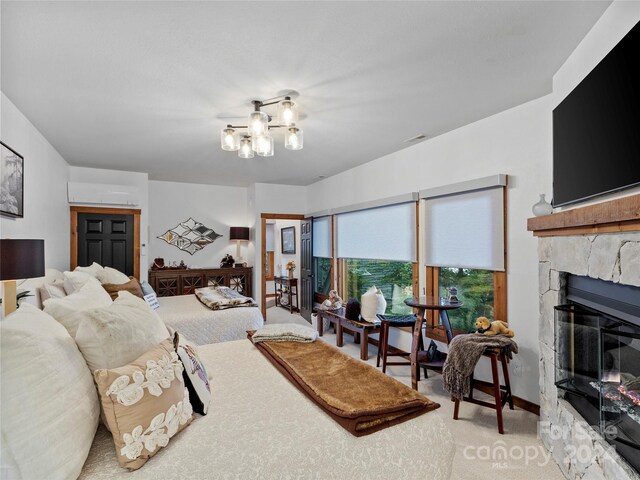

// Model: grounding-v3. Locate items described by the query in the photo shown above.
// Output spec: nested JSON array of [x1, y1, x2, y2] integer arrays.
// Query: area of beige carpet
[[266, 307, 564, 480]]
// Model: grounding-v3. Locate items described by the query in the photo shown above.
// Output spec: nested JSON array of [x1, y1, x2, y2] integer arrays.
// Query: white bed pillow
[[43, 277, 113, 338], [38, 279, 67, 302], [0, 304, 100, 480], [75, 291, 170, 372], [99, 266, 130, 285], [15, 269, 65, 310], [75, 262, 106, 280], [62, 270, 94, 294]]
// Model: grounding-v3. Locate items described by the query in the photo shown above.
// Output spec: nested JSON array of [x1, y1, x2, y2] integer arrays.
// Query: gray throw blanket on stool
[[442, 334, 518, 400]]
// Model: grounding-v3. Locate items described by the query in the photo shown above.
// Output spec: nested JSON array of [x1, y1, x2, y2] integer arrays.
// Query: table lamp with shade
[[229, 227, 249, 266], [0, 239, 45, 317]]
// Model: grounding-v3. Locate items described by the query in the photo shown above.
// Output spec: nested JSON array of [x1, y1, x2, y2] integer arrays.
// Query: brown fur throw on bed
[[443, 333, 518, 400], [247, 331, 439, 436]]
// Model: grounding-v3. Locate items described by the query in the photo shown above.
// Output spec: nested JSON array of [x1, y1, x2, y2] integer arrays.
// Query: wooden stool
[[452, 347, 514, 434], [376, 314, 427, 378]]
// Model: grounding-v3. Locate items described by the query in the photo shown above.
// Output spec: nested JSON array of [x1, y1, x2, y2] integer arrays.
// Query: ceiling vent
[[404, 134, 428, 143]]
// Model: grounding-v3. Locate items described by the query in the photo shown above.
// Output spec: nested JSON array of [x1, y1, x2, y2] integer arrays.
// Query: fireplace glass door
[[554, 303, 616, 426], [599, 326, 640, 472]]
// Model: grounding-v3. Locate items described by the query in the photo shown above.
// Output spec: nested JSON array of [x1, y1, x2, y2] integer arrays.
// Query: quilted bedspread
[[79, 339, 454, 480], [155, 294, 263, 345]]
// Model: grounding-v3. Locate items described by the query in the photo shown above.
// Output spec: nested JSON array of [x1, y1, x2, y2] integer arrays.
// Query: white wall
[[149, 180, 249, 273], [1, 93, 70, 271], [306, 95, 553, 403], [69, 166, 150, 281]]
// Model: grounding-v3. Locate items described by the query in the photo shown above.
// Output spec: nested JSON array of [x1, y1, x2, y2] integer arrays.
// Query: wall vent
[[404, 134, 428, 143]]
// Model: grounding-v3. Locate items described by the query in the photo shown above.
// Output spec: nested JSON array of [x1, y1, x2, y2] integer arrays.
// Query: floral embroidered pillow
[[174, 331, 212, 415], [94, 339, 193, 470]]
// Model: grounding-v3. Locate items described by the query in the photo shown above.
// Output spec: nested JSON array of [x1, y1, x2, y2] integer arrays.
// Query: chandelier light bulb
[[278, 97, 298, 127], [256, 134, 274, 157], [238, 136, 254, 159], [248, 111, 268, 137], [284, 127, 303, 150], [220, 127, 239, 151]]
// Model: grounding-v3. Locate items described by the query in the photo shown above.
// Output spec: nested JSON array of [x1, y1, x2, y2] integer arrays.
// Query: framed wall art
[[281, 226, 296, 254], [0, 142, 24, 218]]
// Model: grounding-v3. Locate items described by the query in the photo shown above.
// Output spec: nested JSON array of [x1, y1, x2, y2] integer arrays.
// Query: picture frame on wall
[[281, 226, 296, 254], [0, 142, 24, 218]]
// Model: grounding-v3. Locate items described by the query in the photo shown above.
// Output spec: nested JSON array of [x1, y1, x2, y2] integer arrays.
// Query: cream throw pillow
[[63, 270, 96, 294], [43, 276, 113, 338], [75, 291, 170, 372], [38, 279, 67, 303], [18, 268, 65, 309], [100, 266, 131, 285], [75, 261, 106, 280], [360, 285, 387, 322], [0, 304, 100, 480], [94, 340, 193, 470]]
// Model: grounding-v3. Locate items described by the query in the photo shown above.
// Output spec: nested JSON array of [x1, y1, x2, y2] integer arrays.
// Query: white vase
[[532, 194, 553, 216]]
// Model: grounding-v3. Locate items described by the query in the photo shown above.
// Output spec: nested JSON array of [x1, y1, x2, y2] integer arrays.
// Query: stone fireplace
[[530, 194, 640, 480]]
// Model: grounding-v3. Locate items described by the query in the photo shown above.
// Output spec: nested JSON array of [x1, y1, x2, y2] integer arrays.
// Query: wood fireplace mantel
[[527, 193, 640, 237]]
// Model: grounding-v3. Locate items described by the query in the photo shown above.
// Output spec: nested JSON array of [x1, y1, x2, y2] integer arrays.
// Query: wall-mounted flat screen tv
[[552, 21, 640, 207]]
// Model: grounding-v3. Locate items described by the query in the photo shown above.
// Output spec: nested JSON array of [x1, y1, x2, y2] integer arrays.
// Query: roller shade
[[336, 202, 416, 262], [423, 187, 504, 271], [312, 216, 332, 258]]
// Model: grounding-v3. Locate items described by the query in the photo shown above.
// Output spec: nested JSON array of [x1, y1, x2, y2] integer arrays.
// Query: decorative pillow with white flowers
[[94, 339, 193, 470]]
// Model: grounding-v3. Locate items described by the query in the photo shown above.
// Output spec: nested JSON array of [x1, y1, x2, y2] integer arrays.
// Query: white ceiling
[[1, 1, 610, 187]]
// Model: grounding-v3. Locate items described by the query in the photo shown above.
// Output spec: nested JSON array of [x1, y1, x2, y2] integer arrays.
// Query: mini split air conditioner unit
[[67, 182, 140, 206]]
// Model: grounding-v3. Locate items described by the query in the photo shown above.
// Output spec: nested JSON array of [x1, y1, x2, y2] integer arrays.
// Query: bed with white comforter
[[79, 339, 454, 479], [156, 295, 264, 345]]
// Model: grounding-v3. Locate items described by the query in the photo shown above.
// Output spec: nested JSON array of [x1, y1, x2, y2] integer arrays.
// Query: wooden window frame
[[317, 188, 508, 343], [425, 266, 507, 342], [336, 202, 420, 324], [424, 185, 508, 342], [337, 258, 419, 310]]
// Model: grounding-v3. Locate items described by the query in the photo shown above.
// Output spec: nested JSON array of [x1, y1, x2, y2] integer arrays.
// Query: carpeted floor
[[265, 307, 563, 480]]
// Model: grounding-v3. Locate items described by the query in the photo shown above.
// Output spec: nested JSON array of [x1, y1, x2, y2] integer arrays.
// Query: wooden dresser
[[149, 267, 253, 298]]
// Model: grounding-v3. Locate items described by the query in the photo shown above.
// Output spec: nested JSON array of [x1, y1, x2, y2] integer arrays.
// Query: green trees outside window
[[314, 257, 332, 295], [439, 267, 494, 333], [344, 259, 413, 315]]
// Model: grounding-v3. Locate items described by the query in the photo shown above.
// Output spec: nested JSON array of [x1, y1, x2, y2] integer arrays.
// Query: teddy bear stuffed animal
[[475, 317, 515, 337]]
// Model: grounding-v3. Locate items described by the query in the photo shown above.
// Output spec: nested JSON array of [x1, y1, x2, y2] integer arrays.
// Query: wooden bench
[[316, 308, 381, 361]]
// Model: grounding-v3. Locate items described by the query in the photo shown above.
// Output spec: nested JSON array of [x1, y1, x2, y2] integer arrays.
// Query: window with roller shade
[[336, 202, 416, 314], [423, 187, 504, 271], [422, 179, 506, 333], [312, 216, 332, 295]]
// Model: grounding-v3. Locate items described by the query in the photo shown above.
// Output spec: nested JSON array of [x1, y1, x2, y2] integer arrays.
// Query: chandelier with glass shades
[[220, 95, 303, 158]]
